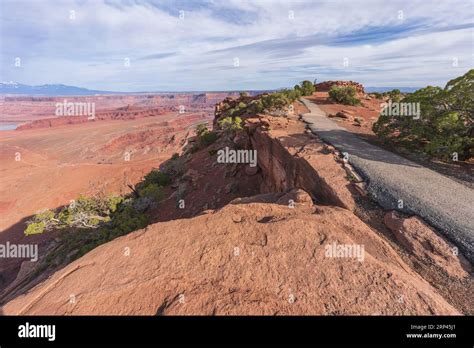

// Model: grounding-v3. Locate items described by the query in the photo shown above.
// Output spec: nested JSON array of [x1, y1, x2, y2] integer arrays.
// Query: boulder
[[383, 211, 472, 279]]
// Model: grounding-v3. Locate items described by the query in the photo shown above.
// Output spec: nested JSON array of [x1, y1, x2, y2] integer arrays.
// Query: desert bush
[[26, 175, 162, 268], [328, 86, 361, 105], [237, 102, 247, 109], [30, 191, 150, 265], [107, 196, 123, 213], [234, 81, 310, 117], [300, 80, 316, 96], [248, 99, 264, 113], [194, 124, 219, 147], [26, 209, 58, 234], [373, 69, 473, 161], [196, 123, 209, 137], [24, 195, 125, 236], [139, 170, 171, 188], [24, 221, 47, 236], [138, 183, 164, 202], [56, 202, 149, 262], [387, 89, 402, 102], [218, 116, 243, 133], [279, 88, 302, 102], [199, 130, 219, 146], [261, 93, 291, 110]]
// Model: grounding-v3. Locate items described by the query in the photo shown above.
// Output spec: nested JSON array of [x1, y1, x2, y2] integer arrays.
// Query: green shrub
[[107, 196, 123, 213], [261, 93, 291, 110], [108, 205, 149, 238], [35, 210, 55, 222], [279, 88, 301, 102], [387, 89, 402, 102], [194, 124, 219, 147], [237, 102, 247, 109], [138, 183, 164, 202], [328, 86, 361, 105], [196, 123, 209, 137], [24, 195, 126, 236], [248, 99, 264, 113], [25, 221, 46, 236], [24, 209, 57, 235], [373, 69, 473, 161], [300, 80, 315, 96], [218, 116, 243, 133], [54, 202, 150, 263], [199, 130, 219, 146], [141, 170, 171, 187]]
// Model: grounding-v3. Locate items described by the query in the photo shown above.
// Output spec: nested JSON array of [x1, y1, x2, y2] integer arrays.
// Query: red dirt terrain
[[1, 97, 471, 315], [0, 113, 209, 231], [0, 93, 231, 292], [306, 91, 383, 136]]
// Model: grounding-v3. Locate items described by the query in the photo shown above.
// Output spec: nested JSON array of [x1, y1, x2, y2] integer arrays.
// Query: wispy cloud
[[1, 0, 472, 91], [138, 52, 177, 61]]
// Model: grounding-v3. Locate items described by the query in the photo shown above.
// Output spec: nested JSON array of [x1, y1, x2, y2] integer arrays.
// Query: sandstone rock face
[[2, 196, 459, 315], [384, 212, 472, 279], [248, 123, 356, 211], [233, 132, 250, 149], [244, 165, 259, 176]]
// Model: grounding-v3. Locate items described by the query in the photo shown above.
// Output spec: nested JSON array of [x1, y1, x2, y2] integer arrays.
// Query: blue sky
[[1, 0, 473, 91]]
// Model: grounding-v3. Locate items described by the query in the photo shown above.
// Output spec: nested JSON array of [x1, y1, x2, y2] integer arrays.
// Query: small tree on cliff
[[300, 80, 316, 96]]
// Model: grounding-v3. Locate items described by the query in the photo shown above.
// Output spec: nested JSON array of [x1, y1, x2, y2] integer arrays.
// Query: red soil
[[306, 92, 384, 135]]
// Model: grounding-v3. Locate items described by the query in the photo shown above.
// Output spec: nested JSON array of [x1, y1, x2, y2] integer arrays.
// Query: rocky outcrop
[[214, 95, 260, 120], [246, 116, 356, 211], [2, 194, 460, 315], [328, 110, 355, 121], [315, 81, 365, 95], [384, 211, 472, 279]]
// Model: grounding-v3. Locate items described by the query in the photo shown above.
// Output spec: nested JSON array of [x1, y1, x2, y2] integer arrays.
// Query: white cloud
[[1, 0, 472, 90]]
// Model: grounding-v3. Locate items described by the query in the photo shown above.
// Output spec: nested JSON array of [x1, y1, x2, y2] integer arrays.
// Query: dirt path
[[301, 98, 474, 262]]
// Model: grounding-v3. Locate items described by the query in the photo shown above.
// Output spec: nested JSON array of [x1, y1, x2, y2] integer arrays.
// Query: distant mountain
[[0, 82, 116, 96], [0, 82, 271, 96], [0, 82, 424, 96], [365, 87, 422, 93]]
